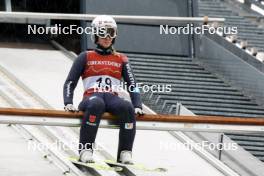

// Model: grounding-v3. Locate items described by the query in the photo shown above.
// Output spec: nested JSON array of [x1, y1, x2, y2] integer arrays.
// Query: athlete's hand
[[64, 104, 78, 112], [135, 108, 144, 116]]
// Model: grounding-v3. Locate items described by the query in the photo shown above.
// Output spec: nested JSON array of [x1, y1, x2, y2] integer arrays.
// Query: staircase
[[198, 0, 264, 52], [127, 53, 264, 162]]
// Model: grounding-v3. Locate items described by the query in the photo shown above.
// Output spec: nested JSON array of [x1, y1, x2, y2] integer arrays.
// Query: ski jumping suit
[[63, 47, 142, 161]]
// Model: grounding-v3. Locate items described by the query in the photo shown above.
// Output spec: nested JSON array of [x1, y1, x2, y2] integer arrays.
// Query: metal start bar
[[0, 11, 225, 25], [0, 108, 264, 133]]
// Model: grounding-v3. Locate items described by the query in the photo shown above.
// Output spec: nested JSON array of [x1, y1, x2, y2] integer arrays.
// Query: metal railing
[[0, 11, 225, 25]]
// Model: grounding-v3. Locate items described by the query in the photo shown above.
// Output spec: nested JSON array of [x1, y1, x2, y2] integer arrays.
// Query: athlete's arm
[[122, 57, 142, 109], [63, 51, 87, 105]]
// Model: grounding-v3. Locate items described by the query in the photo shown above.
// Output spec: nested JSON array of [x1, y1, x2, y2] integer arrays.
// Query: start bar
[[0, 108, 263, 133]]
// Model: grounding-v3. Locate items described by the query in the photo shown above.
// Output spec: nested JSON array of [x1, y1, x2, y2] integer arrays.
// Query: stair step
[[226, 17, 252, 21], [199, 11, 235, 16], [199, 9, 234, 13], [238, 36, 264, 41], [193, 110, 264, 117], [199, 14, 244, 20], [238, 33, 264, 38], [136, 73, 224, 83], [131, 62, 205, 70], [138, 79, 237, 89], [199, 6, 231, 11], [174, 101, 263, 111], [129, 57, 197, 65], [249, 151, 264, 157], [168, 88, 244, 96], [198, 8, 233, 13], [199, 3, 224, 6], [232, 26, 262, 32], [237, 28, 264, 34], [247, 44, 264, 49], [243, 145, 264, 151], [186, 105, 264, 115], [133, 70, 217, 78], [238, 145, 264, 152], [226, 135, 264, 142], [170, 84, 238, 91], [199, 2, 223, 6], [226, 21, 258, 27], [226, 133, 264, 137], [158, 95, 256, 105], [240, 39, 264, 44], [257, 157, 264, 161], [198, 7, 229, 11], [233, 140, 264, 147], [159, 92, 250, 101], [132, 65, 212, 74], [248, 42, 264, 47], [126, 53, 192, 61]]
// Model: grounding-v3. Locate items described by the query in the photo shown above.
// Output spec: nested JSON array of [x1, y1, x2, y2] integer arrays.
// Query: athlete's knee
[[117, 101, 136, 123], [84, 96, 105, 112], [118, 100, 134, 113]]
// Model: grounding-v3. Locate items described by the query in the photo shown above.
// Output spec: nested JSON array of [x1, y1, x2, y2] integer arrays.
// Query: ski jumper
[[63, 48, 142, 161]]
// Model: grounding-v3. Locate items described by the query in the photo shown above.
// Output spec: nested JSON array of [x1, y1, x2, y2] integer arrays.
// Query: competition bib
[[83, 75, 121, 91]]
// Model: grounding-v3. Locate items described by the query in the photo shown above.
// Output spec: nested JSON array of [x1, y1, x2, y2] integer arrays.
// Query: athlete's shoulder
[[87, 50, 96, 54], [75, 51, 88, 62], [116, 52, 128, 62], [83, 50, 100, 61]]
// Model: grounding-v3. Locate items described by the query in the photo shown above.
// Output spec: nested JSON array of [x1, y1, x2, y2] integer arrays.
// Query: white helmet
[[91, 15, 117, 44]]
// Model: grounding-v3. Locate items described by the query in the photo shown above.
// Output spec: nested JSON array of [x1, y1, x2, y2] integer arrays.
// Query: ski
[[104, 159, 168, 173], [69, 157, 123, 172]]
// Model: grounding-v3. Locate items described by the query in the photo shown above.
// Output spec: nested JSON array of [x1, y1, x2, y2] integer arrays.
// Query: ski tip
[[112, 166, 123, 172], [155, 167, 168, 172], [69, 157, 123, 172]]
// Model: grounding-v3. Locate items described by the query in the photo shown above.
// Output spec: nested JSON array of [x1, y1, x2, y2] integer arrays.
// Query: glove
[[135, 108, 144, 116], [64, 104, 78, 112]]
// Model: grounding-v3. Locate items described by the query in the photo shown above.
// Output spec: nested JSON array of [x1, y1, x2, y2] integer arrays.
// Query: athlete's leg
[[78, 93, 105, 153], [104, 93, 136, 162]]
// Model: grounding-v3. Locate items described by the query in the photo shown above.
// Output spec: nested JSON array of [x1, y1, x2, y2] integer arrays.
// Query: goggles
[[97, 27, 117, 39]]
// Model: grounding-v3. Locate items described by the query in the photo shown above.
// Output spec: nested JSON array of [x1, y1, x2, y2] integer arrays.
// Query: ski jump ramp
[[0, 46, 261, 176]]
